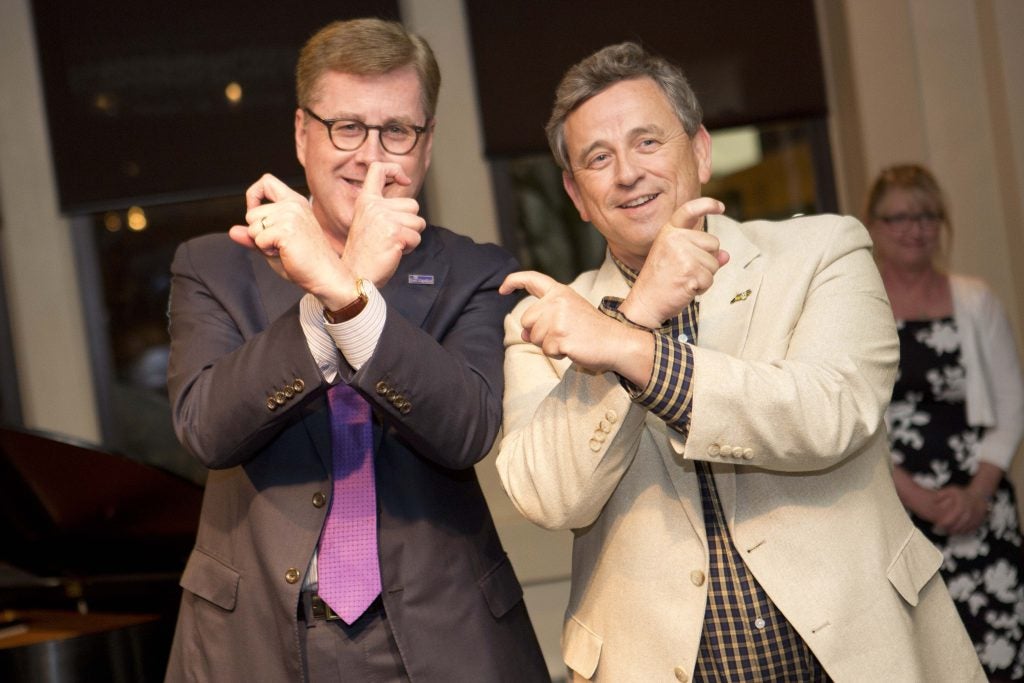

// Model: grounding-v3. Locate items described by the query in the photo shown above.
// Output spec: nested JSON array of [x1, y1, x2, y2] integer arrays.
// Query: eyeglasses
[[303, 108, 428, 156], [875, 212, 943, 233]]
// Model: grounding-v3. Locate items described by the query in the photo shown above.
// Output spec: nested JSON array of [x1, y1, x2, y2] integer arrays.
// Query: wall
[[0, 0, 100, 442]]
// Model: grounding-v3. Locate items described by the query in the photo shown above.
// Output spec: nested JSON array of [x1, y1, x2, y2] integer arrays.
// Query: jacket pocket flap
[[180, 547, 240, 611], [478, 555, 523, 618], [886, 528, 942, 607], [563, 615, 603, 679]]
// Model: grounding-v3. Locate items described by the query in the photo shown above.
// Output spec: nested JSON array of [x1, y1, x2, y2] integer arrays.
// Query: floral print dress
[[887, 317, 1024, 679]]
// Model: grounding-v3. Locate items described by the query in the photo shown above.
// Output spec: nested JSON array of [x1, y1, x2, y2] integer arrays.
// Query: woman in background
[[866, 163, 1024, 681]]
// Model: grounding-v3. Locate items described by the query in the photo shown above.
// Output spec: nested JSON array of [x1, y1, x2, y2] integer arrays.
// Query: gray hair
[[545, 42, 702, 172]]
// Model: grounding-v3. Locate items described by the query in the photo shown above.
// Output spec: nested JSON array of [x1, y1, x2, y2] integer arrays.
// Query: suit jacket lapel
[[381, 226, 445, 327], [693, 215, 764, 526], [697, 215, 762, 357]]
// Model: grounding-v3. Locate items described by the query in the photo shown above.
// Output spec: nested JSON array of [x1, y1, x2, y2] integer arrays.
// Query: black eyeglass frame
[[874, 211, 944, 231], [302, 107, 429, 156]]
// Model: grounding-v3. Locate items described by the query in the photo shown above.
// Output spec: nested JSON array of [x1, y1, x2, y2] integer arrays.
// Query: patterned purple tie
[[317, 383, 381, 624]]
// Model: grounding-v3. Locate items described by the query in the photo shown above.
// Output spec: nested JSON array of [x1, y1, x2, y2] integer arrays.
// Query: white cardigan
[[950, 273, 1024, 469]]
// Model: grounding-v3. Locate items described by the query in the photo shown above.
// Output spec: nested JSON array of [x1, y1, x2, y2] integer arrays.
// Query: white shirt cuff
[[299, 280, 386, 380]]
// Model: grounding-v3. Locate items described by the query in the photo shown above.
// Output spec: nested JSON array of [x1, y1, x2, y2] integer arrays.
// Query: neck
[[878, 262, 951, 320]]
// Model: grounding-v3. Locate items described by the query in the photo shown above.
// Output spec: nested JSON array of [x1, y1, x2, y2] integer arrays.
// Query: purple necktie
[[317, 383, 381, 624]]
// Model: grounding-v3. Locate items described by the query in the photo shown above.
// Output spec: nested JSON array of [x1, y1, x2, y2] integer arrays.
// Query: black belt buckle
[[309, 594, 343, 621]]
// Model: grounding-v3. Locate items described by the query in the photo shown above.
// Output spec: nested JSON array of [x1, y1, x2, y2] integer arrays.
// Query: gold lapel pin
[[730, 289, 752, 304]]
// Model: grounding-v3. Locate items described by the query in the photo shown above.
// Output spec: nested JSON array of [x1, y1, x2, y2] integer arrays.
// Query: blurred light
[[94, 93, 116, 114], [103, 211, 122, 232], [127, 206, 148, 231], [710, 126, 762, 177], [225, 82, 243, 104]]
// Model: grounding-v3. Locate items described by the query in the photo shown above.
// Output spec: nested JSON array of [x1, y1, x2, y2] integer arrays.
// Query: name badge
[[408, 274, 435, 285]]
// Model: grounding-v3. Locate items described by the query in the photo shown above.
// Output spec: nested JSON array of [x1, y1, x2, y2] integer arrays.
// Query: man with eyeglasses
[[164, 18, 547, 682]]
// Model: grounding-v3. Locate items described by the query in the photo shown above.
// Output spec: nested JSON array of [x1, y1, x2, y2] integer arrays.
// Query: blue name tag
[[408, 274, 435, 285]]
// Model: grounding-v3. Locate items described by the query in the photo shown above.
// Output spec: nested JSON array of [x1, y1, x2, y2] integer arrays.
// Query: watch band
[[324, 278, 368, 323]]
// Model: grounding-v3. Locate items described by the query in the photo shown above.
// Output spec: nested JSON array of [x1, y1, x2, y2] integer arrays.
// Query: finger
[[245, 173, 305, 210], [669, 197, 726, 230], [229, 224, 255, 248], [500, 270, 559, 297], [363, 162, 412, 199], [399, 227, 423, 255]]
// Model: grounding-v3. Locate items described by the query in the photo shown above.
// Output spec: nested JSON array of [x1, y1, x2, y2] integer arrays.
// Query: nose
[[614, 152, 643, 187], [353, 129, 387, 165]]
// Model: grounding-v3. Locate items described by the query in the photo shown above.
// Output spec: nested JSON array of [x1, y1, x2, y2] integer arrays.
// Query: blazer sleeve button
[[707, 443, 720, 457], [292, 379, 305, 393], [266, 397, 278, 411], [376, 381, 389, 395], [589, 439, 602, 452]]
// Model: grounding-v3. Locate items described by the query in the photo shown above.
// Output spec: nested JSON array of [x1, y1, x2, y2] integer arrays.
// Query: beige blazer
[[498, 214, 984, 682]]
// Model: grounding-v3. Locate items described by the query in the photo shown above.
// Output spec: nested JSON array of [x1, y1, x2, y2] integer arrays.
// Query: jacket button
[[592, 431, 607, 443], [742, 448, 754, 460], [312, 491, 327, 508], [386, 389, 399, 401], [399, 402, 411, 415], [292, 379, 305, 393], [266, 397, 278, 411], [674, 666, 689, 682], [599, 419, 611, 433], [707, 443, 720, 457], [284, 568, 301, 584], [690, 570, 705, 586], [732, 446, 744, 459], [376, 381, 389, 395], [605, 410, 618, 423], [283, 385, 295, 398], [589, 439, 602, 452], [274, 391, 286, 405]]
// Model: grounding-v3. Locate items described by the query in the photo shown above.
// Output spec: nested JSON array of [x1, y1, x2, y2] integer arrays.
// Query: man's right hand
[[620, 197, 730, 328], [341, 161, 426, 287]]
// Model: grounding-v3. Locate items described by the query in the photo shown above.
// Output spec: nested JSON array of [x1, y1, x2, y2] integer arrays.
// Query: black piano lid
[[0, 426, 202, 580]]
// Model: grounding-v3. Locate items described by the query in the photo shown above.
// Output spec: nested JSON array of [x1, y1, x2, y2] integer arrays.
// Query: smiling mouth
[[620, 193, 658, 209], [345, 178, 396, 189]]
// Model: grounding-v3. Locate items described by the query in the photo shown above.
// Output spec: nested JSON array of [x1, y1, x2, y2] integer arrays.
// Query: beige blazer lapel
[[677, 216, 764, 528], [697, 215, 763, 357]]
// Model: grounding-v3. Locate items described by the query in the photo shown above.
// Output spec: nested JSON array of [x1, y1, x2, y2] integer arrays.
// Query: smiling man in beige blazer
[[497, 42, 984, 682]]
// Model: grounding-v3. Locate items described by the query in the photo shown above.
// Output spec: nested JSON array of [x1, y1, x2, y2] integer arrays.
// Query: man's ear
[[694, 125, 713, 184], [421, 118, 436, 173], [562, 171, 590, 222], [294, 108, 308, 168]]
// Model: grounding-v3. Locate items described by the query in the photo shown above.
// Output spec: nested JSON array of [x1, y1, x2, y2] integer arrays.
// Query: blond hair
[[296, 18, 440, 119]]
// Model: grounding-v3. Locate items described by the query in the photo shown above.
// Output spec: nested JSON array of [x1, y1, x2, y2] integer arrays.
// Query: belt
[[299, 592, 383, 622]]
